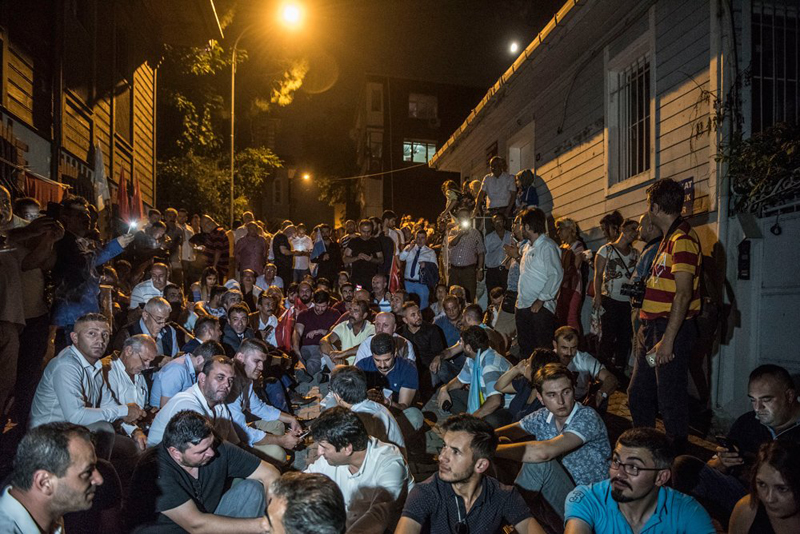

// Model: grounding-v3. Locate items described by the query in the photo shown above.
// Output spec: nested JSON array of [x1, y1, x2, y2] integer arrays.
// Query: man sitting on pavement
[[320, 300, 375, 369], [127, 411, 279, 533], [221, 303, 255, 357], [399, 302, 446, 399], [328, 365, 406, 454], [249, 292, 279, 347], [129, 262, 170, 311], [0, 423, 105, 533], [229, 338, 303, 465], [293, 289, 341, 378], [564, 428, 715, 534], [150, 341, 223, 408], [552, 326, 618, 411], [437, 326, 513, 429], [396, 414, 544, 534], [147, 356, 239, 446], [114, 297, 179, 359], [354, 311, 416, 364], [267, 472, 347, 534], [305, 406, 414, 533], [672, 364, 800, 524], [357, 333, 423, 432], [495, 363, 611, 519], [179, 315, 221, 354], [434, 295, 463, 348]]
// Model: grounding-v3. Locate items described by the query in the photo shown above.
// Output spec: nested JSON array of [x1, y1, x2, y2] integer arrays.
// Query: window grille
[[610, 55, 651, 183]]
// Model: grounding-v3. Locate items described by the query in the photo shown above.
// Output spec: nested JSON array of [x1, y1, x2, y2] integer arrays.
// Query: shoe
[[289, 391, 316, 405]]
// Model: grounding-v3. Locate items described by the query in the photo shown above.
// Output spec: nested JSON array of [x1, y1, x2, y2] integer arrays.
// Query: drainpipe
[[50, 0, 65, 182]]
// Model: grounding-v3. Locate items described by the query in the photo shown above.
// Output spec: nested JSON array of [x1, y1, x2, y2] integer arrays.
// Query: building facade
[[430, 0, 799, 419]]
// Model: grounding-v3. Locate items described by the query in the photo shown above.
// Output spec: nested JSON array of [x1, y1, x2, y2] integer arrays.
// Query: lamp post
[[229, 3, 305, 228]]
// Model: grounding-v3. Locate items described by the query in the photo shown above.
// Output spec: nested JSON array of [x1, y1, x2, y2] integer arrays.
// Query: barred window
[[609, 55, 652, 183]]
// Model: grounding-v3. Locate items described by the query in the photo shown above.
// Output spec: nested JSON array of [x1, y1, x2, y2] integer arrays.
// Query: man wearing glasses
[[564, 428, 715, 533], [397, 414, 543, 534], [114, 297, 180, 359]]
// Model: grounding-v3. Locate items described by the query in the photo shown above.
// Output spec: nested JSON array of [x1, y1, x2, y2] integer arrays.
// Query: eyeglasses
[[609, 457, 664, 476], [133, 351, 154, 370], [147, 313, 169, 326]]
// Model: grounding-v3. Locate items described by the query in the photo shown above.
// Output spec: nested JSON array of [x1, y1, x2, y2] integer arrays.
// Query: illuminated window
[[402, 140, 437, 163]]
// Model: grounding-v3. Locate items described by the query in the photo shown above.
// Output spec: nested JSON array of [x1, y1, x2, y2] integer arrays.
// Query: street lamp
[[229, 3, 305, 228]]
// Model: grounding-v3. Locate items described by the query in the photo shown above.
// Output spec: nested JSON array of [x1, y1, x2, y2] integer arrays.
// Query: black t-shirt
[[399, 323, 446, 366], [272, 232, 292, 269], [727, 411, 800, 482], [402, 473, 531, 534], [127, 441, 261, 533], [346, 237, 383, 288]]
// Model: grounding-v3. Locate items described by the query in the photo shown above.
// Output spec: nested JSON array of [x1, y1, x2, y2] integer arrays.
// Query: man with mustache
[[495, 363, 611, 520], [0, 423, 104, 533], [564, 428, 714, 533], [147, 356, 239, 446]]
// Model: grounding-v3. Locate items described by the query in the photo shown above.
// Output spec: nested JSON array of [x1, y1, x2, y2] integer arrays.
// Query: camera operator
[[446, 206, 485, 303], [628, 213, 663, 341], [628, 179, 702, 454]]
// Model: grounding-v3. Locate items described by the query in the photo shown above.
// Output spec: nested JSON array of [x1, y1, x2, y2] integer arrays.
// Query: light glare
[[281, 3, 303, 28], [509, 42, 519, 54], [302, 173, 311, 181]]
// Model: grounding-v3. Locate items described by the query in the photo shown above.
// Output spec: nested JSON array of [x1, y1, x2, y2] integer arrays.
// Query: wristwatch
[[600, 391, 609, 399]]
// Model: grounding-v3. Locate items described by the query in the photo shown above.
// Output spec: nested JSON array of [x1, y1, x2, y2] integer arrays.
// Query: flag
[[117, 168, 130, 223], [92, 143, 110, 212], [131, 171, 144, 221], [275, 307, 296, 352], [310, 227, 326, 260], [389, 254, 402, 293]]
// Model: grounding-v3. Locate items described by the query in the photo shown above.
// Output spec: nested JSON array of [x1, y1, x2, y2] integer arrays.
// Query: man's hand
[[650, 338, 675, 366], [714, 446, 744, 472], [429, 355, 443, 374], [503, 243, 519, 259], [437, 388, 451, 410], [530, 299, 544, 313], [476, 269, 484, 282], [286, 416, 303, 435], [122, 403, 146, 424], [116, 233, 135, 248], [132, 428, 148, 451], [592, 296, 602, 310], [515, 357, 530, 377], [329, 350, 346, 363], [367, 388, 386, 405], [280, 432, 301, 450]]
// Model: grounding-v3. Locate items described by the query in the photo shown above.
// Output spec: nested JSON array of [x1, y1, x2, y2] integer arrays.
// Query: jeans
[[599, 297, 633, 370], [14, 313, 50, 426], [515, 459, 575, 519], [448, 265, 477, 303], [628, 317, 698, 450], [300, 345, 323, 376], [263, 377, 290, 413], [515, 306, 556, 360], [214, 479, 266, 517], [485, 267, 508, 292], [672, 455, 747, 526], [293, 269, 310, 282], [433, 354, 465, 387], [447, 389, 513, 429], [405, 280, 430, 310]]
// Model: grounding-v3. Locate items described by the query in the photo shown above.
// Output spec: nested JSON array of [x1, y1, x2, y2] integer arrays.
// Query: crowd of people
[[0, 155, 797, 534]]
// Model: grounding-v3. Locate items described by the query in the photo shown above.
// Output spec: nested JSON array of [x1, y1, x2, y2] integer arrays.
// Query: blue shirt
[[434, 316, 461, 347], [357, 356, 419, 401], [520, 403, 611, 485], [150, 355, 196, 406], [181, 338, 201, 354], [565, 479, 715, 534]]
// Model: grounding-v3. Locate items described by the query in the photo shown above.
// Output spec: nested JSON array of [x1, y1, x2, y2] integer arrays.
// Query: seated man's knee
[[671, 454, 706, 492], [403, 407, 424, 431]]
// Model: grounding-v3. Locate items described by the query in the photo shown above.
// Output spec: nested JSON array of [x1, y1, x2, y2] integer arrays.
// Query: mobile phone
[[715, 435, 738, 452], [127, 220, 139, 234], [442, 400, 453, 412], [298, 429, 311, 440]]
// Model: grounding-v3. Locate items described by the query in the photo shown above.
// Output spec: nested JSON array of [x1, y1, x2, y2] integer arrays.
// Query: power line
[[324, 162, 429, 181]]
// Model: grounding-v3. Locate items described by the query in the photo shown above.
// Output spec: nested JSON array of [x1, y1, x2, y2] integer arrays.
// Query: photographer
[[446, 206, 485, 303], [628, 178, 702, 454], [592, 218, 639, 375], [628, 213, 662, 344]]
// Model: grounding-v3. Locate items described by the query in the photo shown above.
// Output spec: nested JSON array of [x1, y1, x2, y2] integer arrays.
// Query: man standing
[[305, 407, 413, 533], [0, 423, 104, 533], [235, 222, 268, 278], [515, 207, 563, 356], [229, 339, 303, 464], [447, 207, 485, 303], [399, 229, 437, 310], [495, 364, 611, 519], [290, 223, 313, 282], [484, 214, 512, 291], [199, 215, 230, 279], [293, 289, 341, 377], [344, 219, 384, 290], [147, 356, 239, 446], [628, 178, 702, 453], [310, 224, 343, 283], [129, 262, 170, 310], [271, 222, 295, 285], [128, 411, 279, 533], [176, 208, 196, 291], [474, 156, 517, 220], [267, 472, 346, 534], [564, 428, 714, 533], [320, 300, 375, 369], [396, 414, 542, 534]]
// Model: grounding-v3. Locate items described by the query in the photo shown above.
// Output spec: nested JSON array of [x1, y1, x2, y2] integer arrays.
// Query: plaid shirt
[[448, 227, 485, 267]]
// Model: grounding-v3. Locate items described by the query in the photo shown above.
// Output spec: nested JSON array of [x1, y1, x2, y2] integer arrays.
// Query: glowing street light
[[302, 173, 311, 181], [280, 3, 304, 30], [509, 41, 519, 54]]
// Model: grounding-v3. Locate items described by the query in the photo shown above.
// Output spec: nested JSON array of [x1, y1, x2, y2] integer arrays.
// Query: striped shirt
[[448, 227, 485, 267], [640, 220, 702, 320], [456, 348, 512, 406]]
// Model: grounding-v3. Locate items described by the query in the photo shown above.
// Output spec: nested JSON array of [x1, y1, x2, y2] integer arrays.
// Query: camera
[[620, 279, 646, 308]]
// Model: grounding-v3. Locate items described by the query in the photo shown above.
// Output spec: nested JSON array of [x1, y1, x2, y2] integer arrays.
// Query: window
[[402, 140, 437, 163], [751, 2, 799, 133], [408, 94, 438, 119], [605, 13, 655, 189]]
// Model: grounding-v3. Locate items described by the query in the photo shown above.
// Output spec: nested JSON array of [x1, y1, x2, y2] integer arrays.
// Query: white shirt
[[351, 399, 406, 454], [129, 279, 163, 309], [228, 381, 282, 446], [306, 438, 414, 531], [103, 357, 148, 436], [516, 233, 564, 312], [257, 314, 279, 347], [0, 486, 64, 534], [354, 333, 416, 364], [291, 235, 313, 270], [255, 274, 284, 290], [483, 230, 512, 268], [569, 351, 606, 400], [480, 172, 516, 209], [147, 383, 238, 446], [179, 223, 196, 262], [233, 224, 249, 243], [30, 345, 128, 428], [398, 245, 437, 281]]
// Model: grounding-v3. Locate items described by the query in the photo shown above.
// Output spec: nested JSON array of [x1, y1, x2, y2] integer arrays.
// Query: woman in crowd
[[190, 266, 218, 302], [514, 169, 539, 212], [555, 217, 588, 333], [729, 441, 800, 534], [429, 283, 448, 318]]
